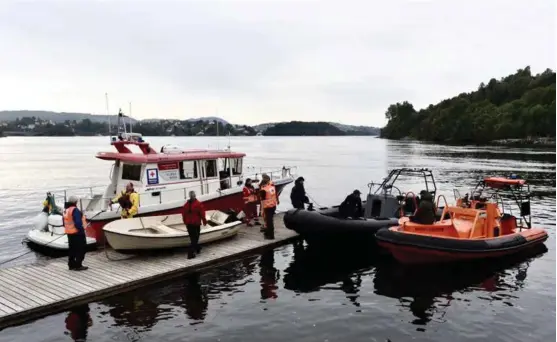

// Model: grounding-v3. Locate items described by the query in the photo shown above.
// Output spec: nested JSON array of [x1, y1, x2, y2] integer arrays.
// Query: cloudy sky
[[0, 1, 554, 126]]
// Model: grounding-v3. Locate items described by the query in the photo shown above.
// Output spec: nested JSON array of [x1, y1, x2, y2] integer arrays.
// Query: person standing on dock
[[64, 195, 88, 271], [290, 176, 310, 210], [242, 178, 260, 227], [182, 191, 207, 259], [111, 182, 140, 219], [259, 174, 278, 240]]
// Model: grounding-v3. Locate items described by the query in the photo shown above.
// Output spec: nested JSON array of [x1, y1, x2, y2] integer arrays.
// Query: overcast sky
[[0, 1, 554, 126]]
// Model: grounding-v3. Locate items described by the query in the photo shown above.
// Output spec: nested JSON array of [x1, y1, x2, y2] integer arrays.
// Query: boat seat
[[149, 223, 176, 234], [209, 211, 229, 226], [402, 221, 460, 238]]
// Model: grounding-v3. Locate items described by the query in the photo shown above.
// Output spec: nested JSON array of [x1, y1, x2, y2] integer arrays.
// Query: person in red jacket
[[182, 190, 207, 259], [242, 178, 260, 227]]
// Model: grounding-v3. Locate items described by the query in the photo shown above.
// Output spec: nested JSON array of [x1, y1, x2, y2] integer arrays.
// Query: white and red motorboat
[[40, 132, 296, 245]]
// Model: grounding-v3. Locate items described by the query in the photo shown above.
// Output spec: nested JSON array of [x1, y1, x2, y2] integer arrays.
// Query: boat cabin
[[90, 135, 246, 210], [363, 168, 438, 219]]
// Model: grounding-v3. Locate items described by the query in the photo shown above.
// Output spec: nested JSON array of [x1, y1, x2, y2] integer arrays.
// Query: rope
[[1, 234, 67, 266], [306, 193, 323, 208], [103, 237, 135, 262], [0, 210, 105, 267]]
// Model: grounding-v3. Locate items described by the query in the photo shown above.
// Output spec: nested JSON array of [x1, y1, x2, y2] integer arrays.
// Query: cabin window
[[231, 158, 242, 175], [205, 160, 217, 178], [180, 161, 198, 179], [121, 164, 142, 181]]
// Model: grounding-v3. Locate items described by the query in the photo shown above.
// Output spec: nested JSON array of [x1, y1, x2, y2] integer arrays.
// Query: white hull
[[85, 176, 293, 223], [103, 210, 242, 251], [26, 230, 97, 250]]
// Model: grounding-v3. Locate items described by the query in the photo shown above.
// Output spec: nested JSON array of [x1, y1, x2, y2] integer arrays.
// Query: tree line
[[380, 66, 556, 144]]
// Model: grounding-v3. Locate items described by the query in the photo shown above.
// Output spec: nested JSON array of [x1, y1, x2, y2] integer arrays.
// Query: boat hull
[[283, 208, 399, 246], [375, 227, 548, 264], [104, 222, 242, 251], [26, 230, 97, 251], [88, 181, 288, 244]]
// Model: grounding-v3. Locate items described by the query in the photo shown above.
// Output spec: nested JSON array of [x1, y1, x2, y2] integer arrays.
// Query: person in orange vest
[[64, 195, 89, 271], [259, 174, 278, 239], [242, 178, 260, 227]]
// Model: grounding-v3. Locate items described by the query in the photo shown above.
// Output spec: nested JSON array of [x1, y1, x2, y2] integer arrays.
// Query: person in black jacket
[[339, 190, 363, 218], [290, 177, 310, 210], [410, 190, 436, 224]]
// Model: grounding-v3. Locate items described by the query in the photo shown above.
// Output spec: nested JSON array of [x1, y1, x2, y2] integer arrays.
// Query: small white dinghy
[[103, 210, 243, 251], [26, 212, 97, 251]]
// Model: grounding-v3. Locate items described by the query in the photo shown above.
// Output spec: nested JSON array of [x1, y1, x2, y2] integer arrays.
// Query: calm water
[[0, 136, 555, 341]]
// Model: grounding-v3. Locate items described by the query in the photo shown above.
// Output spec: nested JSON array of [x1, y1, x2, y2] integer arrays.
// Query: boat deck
[[0, 213, 298, 330]]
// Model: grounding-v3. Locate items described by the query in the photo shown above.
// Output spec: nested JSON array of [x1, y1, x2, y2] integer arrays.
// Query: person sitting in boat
[[242, 178, 260, 227], [410, 190, 436, 224], [110, 182, 139, 219], [290, 176, 310, 210], [339, 190, 363, 218]]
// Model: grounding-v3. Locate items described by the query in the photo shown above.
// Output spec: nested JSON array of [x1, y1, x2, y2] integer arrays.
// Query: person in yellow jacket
[[111, 182, 140, 219]]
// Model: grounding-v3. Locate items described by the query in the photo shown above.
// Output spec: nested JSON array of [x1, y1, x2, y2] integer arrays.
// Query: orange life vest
[[63, 207, 87, 235], [261, 184, 277, 209]]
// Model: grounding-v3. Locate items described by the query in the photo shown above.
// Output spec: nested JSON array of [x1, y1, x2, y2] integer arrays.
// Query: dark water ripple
[[0, 137, 554, 342]]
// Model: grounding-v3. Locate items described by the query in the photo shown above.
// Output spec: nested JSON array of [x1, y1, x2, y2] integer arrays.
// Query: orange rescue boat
[[376, 176, 548, 264]]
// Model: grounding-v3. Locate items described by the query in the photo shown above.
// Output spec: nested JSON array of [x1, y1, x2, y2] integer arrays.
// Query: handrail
[[436, 195, 454, 226], [467, 210, 484, 239], [48, 166, 296, 214]]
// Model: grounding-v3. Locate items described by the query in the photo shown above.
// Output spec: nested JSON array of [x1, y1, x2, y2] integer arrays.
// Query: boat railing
[[46, 166, 297, 213]]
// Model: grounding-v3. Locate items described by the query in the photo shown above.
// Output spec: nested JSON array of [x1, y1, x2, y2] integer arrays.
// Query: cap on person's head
[[245, 178, 252, 183], [296, 177, 305, 182], [68, 195, 79, 203], [353, 189, 361, 195]]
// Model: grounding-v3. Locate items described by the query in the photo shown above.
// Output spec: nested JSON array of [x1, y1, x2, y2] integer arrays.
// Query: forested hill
[[380, 67, 556, 144], [263, 121, 368, 136]]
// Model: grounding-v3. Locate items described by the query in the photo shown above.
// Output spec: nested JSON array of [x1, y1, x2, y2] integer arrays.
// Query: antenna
[[216, 108, 219, 150], [105, 93, 111, 141], [128, 102, 133, 133]]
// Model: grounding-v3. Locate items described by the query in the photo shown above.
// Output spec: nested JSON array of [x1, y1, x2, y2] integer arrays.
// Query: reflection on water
[[259, 250, 279, 300], [64, 304, 92, 342], [183, 273, 209, 322], [373, 244, 548, 326]]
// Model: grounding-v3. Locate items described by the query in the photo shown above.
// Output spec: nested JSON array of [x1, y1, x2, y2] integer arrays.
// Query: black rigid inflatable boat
[[284, 207, 399, 246], [283, 168, 444, 246]]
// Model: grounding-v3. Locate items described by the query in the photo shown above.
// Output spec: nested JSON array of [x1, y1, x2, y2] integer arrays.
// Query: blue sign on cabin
[[147, 168, 159, 185]]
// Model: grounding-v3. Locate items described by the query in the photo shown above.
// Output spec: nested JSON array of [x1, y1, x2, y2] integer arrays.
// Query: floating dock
[[0, 213, 298, 330]]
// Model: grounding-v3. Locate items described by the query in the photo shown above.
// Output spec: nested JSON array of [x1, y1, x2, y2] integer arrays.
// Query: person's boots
[[188, 250, 196, 259]]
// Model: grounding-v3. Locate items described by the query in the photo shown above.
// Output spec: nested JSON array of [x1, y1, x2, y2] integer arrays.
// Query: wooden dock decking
[[0, 213, 298, 330]]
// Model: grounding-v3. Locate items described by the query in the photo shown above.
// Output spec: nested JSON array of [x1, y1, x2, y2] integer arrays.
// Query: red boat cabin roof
[[484, 177, 526, 187], [96, 141, 245, 163]]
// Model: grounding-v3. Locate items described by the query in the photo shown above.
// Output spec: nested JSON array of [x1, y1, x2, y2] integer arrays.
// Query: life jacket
[[243, 186, 257, 204], [63, 206, 87, 235], [118, 191, 133, 209], [261, 184, 277, 209]]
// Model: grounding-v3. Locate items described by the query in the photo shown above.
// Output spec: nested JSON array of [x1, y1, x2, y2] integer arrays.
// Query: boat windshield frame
[[369, 168, 437, 198], [469, 176, 532, 229]]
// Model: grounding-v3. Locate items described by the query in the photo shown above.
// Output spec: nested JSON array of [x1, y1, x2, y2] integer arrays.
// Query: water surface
[[0, 136, 554, 341]]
